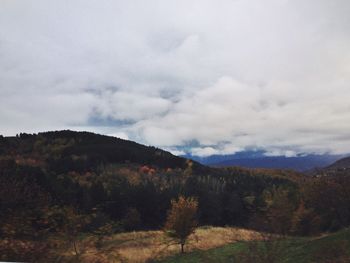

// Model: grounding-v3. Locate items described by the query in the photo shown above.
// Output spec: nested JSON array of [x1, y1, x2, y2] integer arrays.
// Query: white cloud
[[94, 91, 172, 121], [191, 147, 219, 157], [0, 0, 350, 156], [264, 150, 298, 158]]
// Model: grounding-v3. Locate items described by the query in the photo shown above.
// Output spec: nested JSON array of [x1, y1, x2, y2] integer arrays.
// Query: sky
[[1, 0, 350, 157]]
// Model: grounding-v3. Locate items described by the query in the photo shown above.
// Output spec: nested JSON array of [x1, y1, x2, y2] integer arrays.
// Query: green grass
[[156, 242, 246, 263], [159, 228, 350, 263]]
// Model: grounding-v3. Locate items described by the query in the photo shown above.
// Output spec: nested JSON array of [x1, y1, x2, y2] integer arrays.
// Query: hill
[[0, 130, 300, 229], [327, 156, 350, 169], [311, 155, 350, 176], [0, 130, 206, 172]]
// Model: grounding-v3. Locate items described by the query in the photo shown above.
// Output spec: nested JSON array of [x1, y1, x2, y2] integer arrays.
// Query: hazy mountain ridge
[[185, 152, 345, 171]]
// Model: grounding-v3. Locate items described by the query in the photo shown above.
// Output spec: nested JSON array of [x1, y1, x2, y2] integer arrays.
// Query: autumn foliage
[[165, 196, 198, 253]]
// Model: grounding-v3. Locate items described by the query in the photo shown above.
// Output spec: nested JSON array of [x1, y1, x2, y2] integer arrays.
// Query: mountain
[[185, 152, 344, 171]]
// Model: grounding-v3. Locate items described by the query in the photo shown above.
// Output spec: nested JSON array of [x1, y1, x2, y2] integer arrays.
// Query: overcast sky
[[1, 0, 350, 156]]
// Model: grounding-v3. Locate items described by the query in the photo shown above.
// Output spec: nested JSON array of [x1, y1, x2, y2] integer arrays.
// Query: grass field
[[160, 228, 350, 263], [52, 226, 261, 262]]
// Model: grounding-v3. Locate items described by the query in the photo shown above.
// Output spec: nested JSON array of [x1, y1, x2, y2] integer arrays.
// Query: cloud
[[191, 147, 219, 157], [94, 91, 172, 121], [0, 0, 350, 156]]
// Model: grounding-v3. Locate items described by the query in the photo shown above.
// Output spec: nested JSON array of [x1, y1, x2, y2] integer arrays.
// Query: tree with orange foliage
[[164, 196, 198, 253]]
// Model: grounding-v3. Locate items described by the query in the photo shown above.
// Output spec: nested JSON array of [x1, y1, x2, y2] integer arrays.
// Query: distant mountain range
[[183, 151, 347, 171]]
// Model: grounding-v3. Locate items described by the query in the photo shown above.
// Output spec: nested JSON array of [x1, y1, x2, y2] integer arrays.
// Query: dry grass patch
[[51, 227, 261, 263], [98, 227, 261, 262], [191, 227, 261, 250]]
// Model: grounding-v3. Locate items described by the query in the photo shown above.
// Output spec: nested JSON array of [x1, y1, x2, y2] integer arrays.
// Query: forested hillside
[[312, 156, 350, 177], [1, 131, 350, 262]]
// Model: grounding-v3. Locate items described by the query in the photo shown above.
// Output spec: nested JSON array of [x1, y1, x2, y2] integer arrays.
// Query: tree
[[123, 207, 141, 231], [164, 196, 198, 253], [53, 206, 92, 259], [290, 200, 321, 235]]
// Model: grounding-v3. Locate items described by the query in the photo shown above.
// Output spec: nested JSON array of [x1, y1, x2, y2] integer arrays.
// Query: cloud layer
[[1, 0, 350, 156]]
